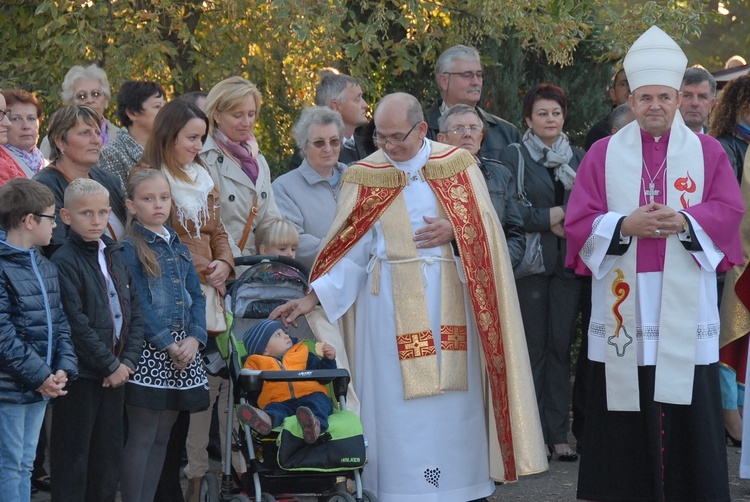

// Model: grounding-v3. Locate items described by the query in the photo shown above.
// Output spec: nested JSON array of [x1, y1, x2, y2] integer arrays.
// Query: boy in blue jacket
[[0, 178, 78, 501], [50, 179, 144, 502]]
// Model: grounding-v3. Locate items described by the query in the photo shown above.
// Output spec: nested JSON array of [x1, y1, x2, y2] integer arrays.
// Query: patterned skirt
[[126, 329, 210, 412]]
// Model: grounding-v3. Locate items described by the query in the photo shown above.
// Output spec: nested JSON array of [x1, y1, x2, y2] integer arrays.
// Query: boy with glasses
[[0, 178, 77, 501]]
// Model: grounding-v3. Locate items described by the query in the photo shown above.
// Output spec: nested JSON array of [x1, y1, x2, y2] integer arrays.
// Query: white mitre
[[623, 26, 687, 91]]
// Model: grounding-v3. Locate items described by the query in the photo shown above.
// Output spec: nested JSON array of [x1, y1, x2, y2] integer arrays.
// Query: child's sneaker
[[295, 406, 321, 444], [237, 404, 272, 435]]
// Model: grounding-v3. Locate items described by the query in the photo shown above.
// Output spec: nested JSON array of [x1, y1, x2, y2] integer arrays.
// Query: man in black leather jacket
[[437, 104, 526, 268], [426, 45, 522, 161]]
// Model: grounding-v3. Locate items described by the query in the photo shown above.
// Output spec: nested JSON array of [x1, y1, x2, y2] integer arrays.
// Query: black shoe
[[31, 476, 51, 492], [548, 444, 579, 462], [556, 451, 579, 462]]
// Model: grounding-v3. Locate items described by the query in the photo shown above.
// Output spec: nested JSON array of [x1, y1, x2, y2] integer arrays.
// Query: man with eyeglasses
[[436, 104, 525, 269], [270, 92, 546, 501], [426, 45, 522, 161]]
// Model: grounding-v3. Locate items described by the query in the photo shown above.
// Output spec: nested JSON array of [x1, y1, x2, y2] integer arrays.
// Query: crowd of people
[[0, 23, 748, 502]]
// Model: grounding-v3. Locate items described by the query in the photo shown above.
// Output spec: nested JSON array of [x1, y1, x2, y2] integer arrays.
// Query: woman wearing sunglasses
[[200, 76, 281, 257], [273, 106, 346, 267], [271, 106, 347, 269], [40, 65, 121, 158]]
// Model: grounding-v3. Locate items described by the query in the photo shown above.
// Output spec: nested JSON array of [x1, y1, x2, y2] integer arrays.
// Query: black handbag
[[509, 144, 545, 279]]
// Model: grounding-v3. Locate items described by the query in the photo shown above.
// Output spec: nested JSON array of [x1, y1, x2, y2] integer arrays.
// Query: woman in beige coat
[[200, 76, 281, 256]]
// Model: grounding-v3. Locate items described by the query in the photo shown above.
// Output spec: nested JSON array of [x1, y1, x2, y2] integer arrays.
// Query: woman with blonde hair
[[200, 76, 281, 257]]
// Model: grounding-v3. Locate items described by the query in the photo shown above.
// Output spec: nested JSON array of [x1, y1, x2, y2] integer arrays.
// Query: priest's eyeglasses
[[446, 125, 483, 136], [373, 122, 419, 146]]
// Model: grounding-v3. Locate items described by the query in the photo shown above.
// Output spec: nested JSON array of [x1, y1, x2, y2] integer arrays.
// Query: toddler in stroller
[[237, 320, 337, 445], [203, 255, 373, 502]]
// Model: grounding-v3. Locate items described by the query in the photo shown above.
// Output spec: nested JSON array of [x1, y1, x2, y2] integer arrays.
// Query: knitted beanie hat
[[243, 319, 284, 355]]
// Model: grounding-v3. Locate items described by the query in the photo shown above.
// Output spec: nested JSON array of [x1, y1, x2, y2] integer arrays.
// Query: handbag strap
[[510, 143, 528, 199], [237, 197, 259, 251]]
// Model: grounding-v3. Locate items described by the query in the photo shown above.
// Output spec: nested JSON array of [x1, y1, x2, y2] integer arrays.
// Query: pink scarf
[[212, 130, 259, 184]]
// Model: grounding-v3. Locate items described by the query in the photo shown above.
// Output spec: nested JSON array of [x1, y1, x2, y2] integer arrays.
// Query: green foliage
[[0, 0, 709, 175]]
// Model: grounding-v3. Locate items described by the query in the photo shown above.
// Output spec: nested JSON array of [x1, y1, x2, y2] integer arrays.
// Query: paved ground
[[31, 442, 750, 501], [489, 442, 750, 501]]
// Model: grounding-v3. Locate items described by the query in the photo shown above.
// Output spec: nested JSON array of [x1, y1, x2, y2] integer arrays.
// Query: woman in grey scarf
[[498, 83, 585, 463]]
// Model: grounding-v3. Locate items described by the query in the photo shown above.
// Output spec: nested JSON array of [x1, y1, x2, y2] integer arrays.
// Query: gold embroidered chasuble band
[[603, 119, 704, 411], [378, 193, 468, 398]]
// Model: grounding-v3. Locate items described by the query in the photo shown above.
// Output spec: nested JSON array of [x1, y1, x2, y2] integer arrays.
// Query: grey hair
[[609, 103, 634, 132], [61, 64, 112, 103], [682, 66, 717, 97], [434, 45, 481, 90], [292, 106, 345, 152], [64, 178, 110, 208], [438, 104, 479, 133], [315, 69, 360, 108]]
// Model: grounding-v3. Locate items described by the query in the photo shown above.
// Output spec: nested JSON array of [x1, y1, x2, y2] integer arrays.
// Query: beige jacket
[[199, 135, 281, 256]]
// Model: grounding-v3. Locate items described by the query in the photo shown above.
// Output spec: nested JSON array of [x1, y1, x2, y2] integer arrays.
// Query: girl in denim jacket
[[120, 169, 209, 502]]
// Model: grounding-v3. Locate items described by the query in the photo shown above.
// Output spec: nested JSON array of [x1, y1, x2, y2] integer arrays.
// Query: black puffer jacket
[[0, 233, 78, 404], [51, 231, 144, 380]]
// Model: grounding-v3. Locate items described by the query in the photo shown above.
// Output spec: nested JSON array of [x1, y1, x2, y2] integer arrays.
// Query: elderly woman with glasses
[[200, 76, 280, 257], [40, 65, 121, 158], [272, 106, 347, 269], [1, 90, 48, 179]]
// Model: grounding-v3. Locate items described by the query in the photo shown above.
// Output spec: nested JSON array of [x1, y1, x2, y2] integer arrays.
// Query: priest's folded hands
[[621, 202, 687, 238]]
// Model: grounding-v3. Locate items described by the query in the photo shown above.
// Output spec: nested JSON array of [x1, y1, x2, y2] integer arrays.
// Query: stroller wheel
[[199, 472, 220, 502], [361, 489, 378, 502], [327, 491, 356, 502]]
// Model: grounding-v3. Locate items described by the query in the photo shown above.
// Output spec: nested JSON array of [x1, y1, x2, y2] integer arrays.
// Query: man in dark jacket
[[426, 45, 522, 161], [50, 179, 144, 502], [436, 104, 526, 269], [0, 178, 78, 502]]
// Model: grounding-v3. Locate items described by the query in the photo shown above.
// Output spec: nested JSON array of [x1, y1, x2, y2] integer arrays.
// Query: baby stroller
[[200, 255, 376, 502]]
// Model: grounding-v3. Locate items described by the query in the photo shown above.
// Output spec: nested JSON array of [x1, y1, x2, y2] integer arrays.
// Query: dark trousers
[[50, 377, 125, 502], [154, 410, 189, 502], [264, 392, 333, 431], [571, 276, 592, 448], [515, 262, 582, 444]]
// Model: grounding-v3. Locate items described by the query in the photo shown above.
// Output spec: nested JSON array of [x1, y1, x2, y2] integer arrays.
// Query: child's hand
[[321, 343, 336, 359], [166, 343, 186, 370], [36, 374, 68, 398], [172, 337, 200, 368], [103, 363, 134, 388]]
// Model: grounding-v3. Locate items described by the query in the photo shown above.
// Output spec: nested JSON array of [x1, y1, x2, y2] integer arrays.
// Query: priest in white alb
[[272, 92, 547, 501], [565, 26, 743, 501]]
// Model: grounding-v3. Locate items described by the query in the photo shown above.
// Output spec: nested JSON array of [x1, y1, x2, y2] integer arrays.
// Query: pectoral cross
[[645, 182, 660, 204]]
